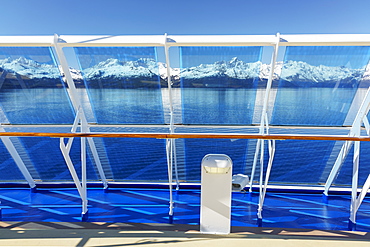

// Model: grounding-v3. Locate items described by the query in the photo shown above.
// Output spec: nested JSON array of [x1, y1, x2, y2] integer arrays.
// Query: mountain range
[[0, 56, 369, 88]]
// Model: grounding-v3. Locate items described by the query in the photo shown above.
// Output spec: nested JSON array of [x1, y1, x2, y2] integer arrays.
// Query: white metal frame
[[1, 34, 370, 225], [53, 34, 110, 218], [323, 86, 370, 228], [248, 33, 280, 221], [1, 34, 370, 46], [163, 34, 180, 218]]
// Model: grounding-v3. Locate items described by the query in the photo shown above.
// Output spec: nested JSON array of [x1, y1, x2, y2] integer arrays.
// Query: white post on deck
[[248, 33, 280, 224], [164, 33, 180, 219], [200, 154, 232, 234], [322, 84, 370, 230], [324, 86, 370, 196], [53, 34, 108, 190], [249, 33, 280, 193]]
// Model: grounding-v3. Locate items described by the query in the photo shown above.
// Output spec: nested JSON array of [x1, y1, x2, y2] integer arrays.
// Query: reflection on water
[[0, 87, 364, 126], [0, 88, 74, 124], [0, 87, 368, 184], [272, 87, 358, 126]]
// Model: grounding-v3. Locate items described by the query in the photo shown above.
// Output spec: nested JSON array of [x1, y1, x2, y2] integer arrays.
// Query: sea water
[[0, 87, 368, 185]]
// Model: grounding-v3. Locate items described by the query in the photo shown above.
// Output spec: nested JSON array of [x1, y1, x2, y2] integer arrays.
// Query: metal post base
[[31, 187, 37, 193], [168, 215, 173, 224], [348, 220, 356, 231], [104, 187, 109, 193], [257, 218, 263, 227], [81, 211, 89, 222], [322, 194, 328, 204]]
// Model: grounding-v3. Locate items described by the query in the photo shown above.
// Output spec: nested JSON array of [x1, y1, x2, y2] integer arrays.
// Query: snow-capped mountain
[[0, 57, 60, 79], [83, 58, 159, 80], [180, 57, 261, 80], [0, 56, 369, 88], [279, 61, 364, 84]]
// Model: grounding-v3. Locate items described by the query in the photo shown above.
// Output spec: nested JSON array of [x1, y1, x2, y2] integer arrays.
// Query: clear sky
[[1, 0, 369, 35]]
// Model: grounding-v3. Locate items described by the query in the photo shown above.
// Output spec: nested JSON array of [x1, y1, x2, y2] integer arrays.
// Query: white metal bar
[[53, 34, 80, 111], [81, 109, 108, 187], [355, 174, 370, 212], [324, 87, 370, 194], [81, 136, 88, 214], [279, 34, 370, 46], [164, 34, 180, 191], [363, 117, 370, 136], [63, 108, 82, 153], [164, 34, 175, 134], [166, 35, 276, 47], [255, 34, 280, 221], [257, 139, 264, 219], [260, 140, 276, 210], [260, 33, 280, 127], [80, 106, 88, 215], [1, 34, 370, 48], [58, 35, 165, 47], [54, 34, 108, 188], [324, 141, 353, 195], [0, 36, 54, 46], [250, 33, 280, 192], [60, 138, 83, 198], [350, 141, 360, 223], [351, 88, 370, 130], [166, 139, 174, 216], [57, 34, 276, 47]]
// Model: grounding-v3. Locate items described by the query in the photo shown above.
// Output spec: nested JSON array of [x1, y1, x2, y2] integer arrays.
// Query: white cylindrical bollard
[[200, 154, 232, 234]]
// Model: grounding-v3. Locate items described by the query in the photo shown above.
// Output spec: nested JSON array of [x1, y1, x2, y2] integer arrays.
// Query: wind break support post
[[53, 35, 108, 220], [322, 85, 370, 229], [59, 108, 89, 219], [53, 34, 108, 190], [249, 33, 280, 223], [164, 34, 180, 219]]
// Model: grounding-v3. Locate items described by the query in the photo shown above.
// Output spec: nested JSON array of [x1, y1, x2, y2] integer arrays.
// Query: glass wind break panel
[[0, 47, 75, 124], [75, 47, 164, 124], [272, 46, 370, 126], [180, 46, 262, 125]]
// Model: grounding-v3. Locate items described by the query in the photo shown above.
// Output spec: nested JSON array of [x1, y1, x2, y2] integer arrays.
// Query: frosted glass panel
[[180, 46, 262, 124], [0, 47, 74, 124], [75, 47, 164, 124], [272, 46, 370, 126]]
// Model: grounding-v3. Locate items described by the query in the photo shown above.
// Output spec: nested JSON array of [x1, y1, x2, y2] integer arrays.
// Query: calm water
[[0, 87, 360, 125], [0, 87, 367, 185]]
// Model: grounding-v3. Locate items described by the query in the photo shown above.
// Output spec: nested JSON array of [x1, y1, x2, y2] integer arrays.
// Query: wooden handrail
[[0, 132, 369, 142]]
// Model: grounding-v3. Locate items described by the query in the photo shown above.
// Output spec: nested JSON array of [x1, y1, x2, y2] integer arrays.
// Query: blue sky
[[1, 0, 369, 35]]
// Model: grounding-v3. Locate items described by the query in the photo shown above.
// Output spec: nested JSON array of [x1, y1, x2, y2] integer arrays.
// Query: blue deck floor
[[0, 188, 369, 232]]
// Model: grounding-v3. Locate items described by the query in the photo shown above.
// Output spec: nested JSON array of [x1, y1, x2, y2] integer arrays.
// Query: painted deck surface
[[0, 188, 369, 232]]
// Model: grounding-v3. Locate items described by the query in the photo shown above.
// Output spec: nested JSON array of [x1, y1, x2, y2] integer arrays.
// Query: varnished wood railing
[[0, 132, 369, 142]]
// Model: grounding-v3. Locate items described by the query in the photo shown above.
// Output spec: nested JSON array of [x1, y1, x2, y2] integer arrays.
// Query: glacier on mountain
[[0, 57, 60, 79], [83, 58, 159, 80], [0, 56, 369, 88]]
